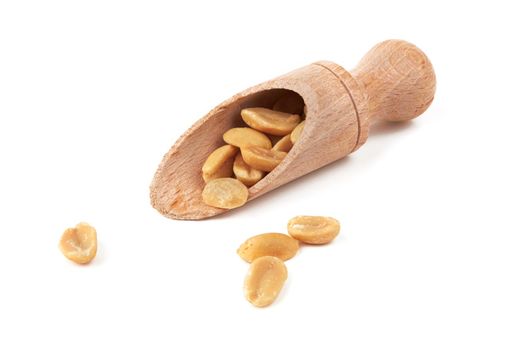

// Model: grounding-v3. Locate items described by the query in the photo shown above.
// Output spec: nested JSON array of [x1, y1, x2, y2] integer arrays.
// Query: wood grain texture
[[150, 40, 436, 220], [352, 40, 436, 122]]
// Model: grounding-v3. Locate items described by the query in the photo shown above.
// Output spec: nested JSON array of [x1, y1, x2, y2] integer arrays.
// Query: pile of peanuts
[[201, 93, 306, 209], [238, 215, 340, 307]]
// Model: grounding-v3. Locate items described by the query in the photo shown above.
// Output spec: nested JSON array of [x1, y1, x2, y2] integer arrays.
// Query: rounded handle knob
[[352, 40, 436, 122]]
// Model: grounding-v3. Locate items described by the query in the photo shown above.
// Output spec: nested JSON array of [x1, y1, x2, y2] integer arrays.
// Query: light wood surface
[[150, 40, 436, 220]]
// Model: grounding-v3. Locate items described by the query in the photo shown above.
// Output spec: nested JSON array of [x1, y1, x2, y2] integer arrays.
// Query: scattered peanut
[[237, 233, 299, 262], [238, 215, 342, 307], [241, 145, 287, 172], [290, 120, 305, 144], [244, 256, 288, 307], [241, 108, 301, 136], [59, 222, 98, 264], [233, 153, 265, 187], [202, 178, 248, 209], [202, 145, 238, 182], [287, 215, 340, 244], [223, 127, 272, 149], [272, 134, 293, 152]]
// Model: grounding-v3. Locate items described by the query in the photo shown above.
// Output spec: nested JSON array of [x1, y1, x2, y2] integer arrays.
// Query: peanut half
[[244, 256, 288, 307], [241, 108, 301, 136], [59, 222, 98, 264], [272, 134, 293, 153], [223, 127, 272, 149], [233, 153, 265, 187], [241, 146, 287, 172], [200, 95, 306, 210], [287, 215, 340, 244], [237, 233, 299, 262], [290, 120, 305, 144], [202, 145, 238, 183], [202, 178, 248, 209]]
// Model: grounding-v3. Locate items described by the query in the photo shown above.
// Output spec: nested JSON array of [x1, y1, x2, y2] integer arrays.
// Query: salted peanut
[[273, 93, 305, 115], [290, 120, 305, 144], [241, 108, 301, 136], [59, 222, 98, 264], [237, 233, 299, 262], [233, 153, 265, 187], [223, 127, 272, 149], [202, 145, 238, 183], [272, 134, 293, 152], [202, 178, 248, 209], [244, 256, 288, 307], [287, 216, 340, 244], [241, 146, 287, 172]]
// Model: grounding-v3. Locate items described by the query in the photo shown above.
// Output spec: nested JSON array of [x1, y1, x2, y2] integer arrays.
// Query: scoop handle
[[351, 40, 436, 122]]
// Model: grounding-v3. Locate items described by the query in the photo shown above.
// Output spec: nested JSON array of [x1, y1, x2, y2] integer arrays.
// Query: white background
[[1, 1, 504, 349]]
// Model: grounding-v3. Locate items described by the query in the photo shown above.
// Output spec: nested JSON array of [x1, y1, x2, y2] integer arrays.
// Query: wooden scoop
[[150, 39, 436, 220]]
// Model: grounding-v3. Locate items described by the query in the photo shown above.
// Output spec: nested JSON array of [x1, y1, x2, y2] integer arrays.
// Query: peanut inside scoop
[[201, 91, 306, 209]]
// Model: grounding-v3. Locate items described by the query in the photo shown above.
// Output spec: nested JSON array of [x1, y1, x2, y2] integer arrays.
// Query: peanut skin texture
[[241, 146, 287, 172], [244, 256, 288, 307], [272, 134, 293, 153], [237, 233, 299, 262], [59, 222, 98, 264], [241, 108, 301, 136], [223, 127, 272, 149], [233, 153, 265, 187], [290, 120, 305, 144], [287, 216, 340, 244], [202, 145, 238, 183], [202, 178, 249, 209]]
